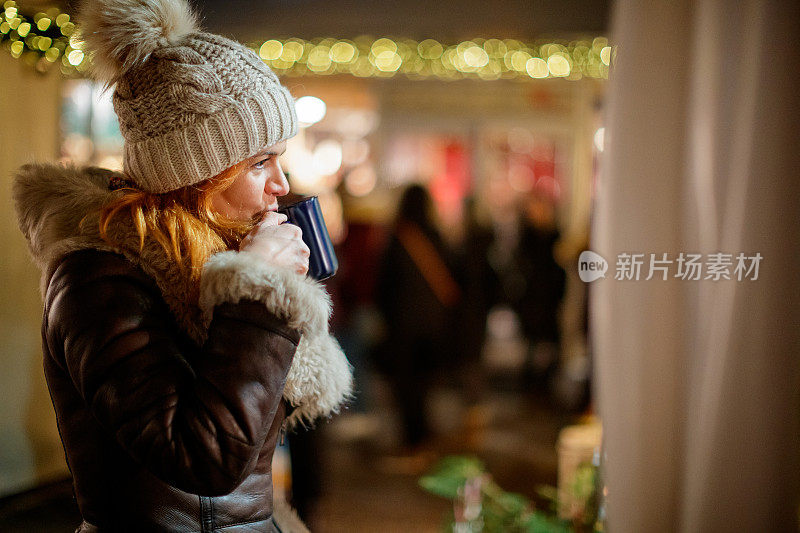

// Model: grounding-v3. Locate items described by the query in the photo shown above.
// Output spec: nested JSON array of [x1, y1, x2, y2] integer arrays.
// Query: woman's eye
[[254, 157, 270, 169]]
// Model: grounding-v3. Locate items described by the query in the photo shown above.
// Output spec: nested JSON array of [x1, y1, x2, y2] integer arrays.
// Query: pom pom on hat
[[73, 0, 298, 193], [78, 0, 199, 85]]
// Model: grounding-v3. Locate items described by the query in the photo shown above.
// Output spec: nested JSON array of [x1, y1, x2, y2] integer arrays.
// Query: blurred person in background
[[486, 188, 565, 394], [11, 0, 351, 530], [516, 193, 566, 389], [288, 221, 384, 527], [453, 196, 498, 443], [375, 184, 461, 459]]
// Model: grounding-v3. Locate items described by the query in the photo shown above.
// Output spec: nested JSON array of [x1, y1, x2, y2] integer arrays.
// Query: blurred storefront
[[54, 37, 608, 398]]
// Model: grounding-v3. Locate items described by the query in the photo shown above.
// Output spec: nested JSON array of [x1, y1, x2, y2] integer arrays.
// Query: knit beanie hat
[[78, 0, 298, 193]]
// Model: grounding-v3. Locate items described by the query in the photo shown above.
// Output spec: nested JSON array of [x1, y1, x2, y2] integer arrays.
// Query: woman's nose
[[266, 165, 290, 197]]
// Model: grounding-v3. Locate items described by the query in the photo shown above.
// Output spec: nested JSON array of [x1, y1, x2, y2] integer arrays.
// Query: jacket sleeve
[[45, 249, 304, 496]]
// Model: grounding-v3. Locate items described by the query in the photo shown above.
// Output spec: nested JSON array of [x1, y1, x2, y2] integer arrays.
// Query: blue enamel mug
[[278, 196, 338, 281]]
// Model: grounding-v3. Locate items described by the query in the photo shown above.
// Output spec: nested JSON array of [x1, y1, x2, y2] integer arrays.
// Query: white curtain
[[593, 1, 799, 531]]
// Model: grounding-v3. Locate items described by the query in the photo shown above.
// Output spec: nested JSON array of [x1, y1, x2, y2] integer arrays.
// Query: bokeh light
[[600, 46, 612, 66], [330, 41, 356, 63], [345, 164, 377, 197], [312, 139, 343, 176], [547, 54, 571, 77], [295, 96, 327, 126], [526, 57, 548, 78], [259, 40, 282, 61], [594, 127, 605, 152]]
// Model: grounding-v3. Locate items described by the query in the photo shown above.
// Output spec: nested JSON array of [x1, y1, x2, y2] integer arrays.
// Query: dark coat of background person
[[516, 220, 566, 346], [375, 185, 460, 448], [452, 196, 499, 405]]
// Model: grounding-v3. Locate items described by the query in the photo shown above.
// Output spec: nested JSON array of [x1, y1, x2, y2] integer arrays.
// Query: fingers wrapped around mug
[[240, 220, 308, 275]]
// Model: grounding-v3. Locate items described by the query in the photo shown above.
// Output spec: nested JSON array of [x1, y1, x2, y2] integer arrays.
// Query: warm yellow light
[[600, 46, 611, 66], [572, 44, 590, 61], [69, 33, 84, 48], [10, 39, 23, 56], [526, 57, 548, 78], [440, 47, 457, 70], [67, 49, 84, 66], [456, 40, 477, 56], [307, 45, 331, 71], [345, 165, 377, 197], [477, 60, 502, 80], [463, 45, 489, 68], [259, 39, 282, 60], [270, 58, 292, 70], [395, 40, 413, 62], [592, 37, 608, 51], [510, 50, 531, 71], [3, 0, 16, 10], [45, 46, 59, 62], [4, 6, 16, 19], [330, 41, 355, 63], [483, 39, 507, 58], [352, 56, 374, 77], [5, 26, 611, 81], [541, 43, 561, 58], [452, 55, 467, 72], [418, 38, 443, 59], [374, 50, 401, 72], [371, 37, 397, 56], [280, 40, 303, 62], [547, 54, 570, 77], [586, 60, 601, 78]]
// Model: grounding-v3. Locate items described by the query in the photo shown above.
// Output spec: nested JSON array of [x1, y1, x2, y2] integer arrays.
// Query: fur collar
[[13, 162, 352, 427]]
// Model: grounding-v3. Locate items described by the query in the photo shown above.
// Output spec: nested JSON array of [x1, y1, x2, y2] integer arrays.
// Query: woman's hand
[[239, 212, 310, 275]]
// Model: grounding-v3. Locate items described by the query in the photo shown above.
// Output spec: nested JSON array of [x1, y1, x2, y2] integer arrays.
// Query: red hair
[[98, 160, 256, 283]]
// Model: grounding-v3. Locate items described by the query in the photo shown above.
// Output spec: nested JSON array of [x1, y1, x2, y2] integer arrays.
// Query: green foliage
[[419, 455, 583, 533], [419, 455, 485, 499], [524, 512, 572, 533]]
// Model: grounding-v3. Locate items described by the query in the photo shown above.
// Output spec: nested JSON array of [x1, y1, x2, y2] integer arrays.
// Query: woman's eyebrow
[[253, 147, 286, 159]]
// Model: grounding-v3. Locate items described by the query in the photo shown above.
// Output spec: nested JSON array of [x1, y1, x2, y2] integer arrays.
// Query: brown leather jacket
[[45, 249, 297, 532], [14, 162, 352, 532]]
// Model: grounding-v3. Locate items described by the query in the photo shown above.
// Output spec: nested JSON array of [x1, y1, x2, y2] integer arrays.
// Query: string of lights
[[0, 1, 612, 80], [254, 35, 611, 81]]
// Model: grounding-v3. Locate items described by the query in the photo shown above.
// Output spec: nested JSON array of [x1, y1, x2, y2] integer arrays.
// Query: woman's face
[[210, 140, 289, 222]]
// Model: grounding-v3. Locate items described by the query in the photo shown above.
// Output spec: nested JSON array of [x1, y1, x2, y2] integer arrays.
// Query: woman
[[12, 0, 351, 531], [376, 185, 460, 455]]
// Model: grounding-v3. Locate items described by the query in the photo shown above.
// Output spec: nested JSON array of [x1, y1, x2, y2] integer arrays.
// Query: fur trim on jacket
[[13, 161, 352, 428]]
